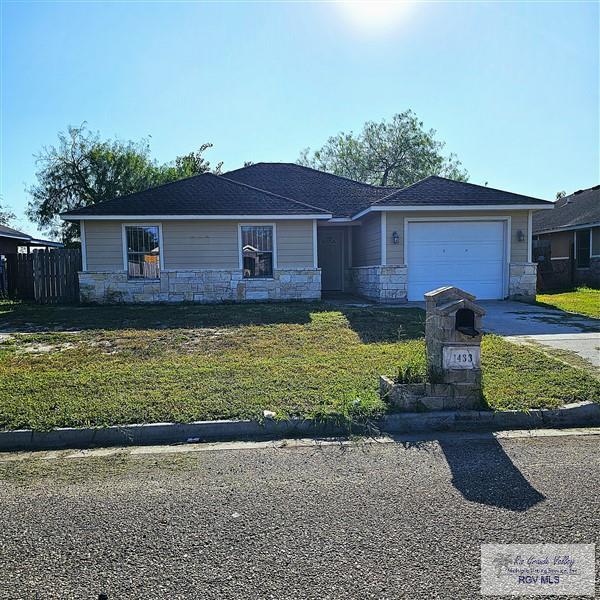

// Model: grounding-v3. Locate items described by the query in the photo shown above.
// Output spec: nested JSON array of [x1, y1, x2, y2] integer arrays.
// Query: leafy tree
[[159, 143, 223, 180], [0, 199, 15, 226], [27, 124, 220, 242], [298, 110, 468, 187], [556, 190, 567, 200]]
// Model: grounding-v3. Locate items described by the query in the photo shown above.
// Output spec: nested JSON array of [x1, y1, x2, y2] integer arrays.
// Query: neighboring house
[[532, 185, 600, 290], [60, 163, 553, 304], [0, 225, 64, 296], [0, 224, 63, 255]]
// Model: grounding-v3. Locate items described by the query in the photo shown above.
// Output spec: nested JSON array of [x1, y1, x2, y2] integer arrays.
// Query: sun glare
[[341, 1, 412, 31]]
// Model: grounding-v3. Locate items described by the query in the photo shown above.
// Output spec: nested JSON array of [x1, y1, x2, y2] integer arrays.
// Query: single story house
[[61, 163, 553, 304], [533, 185, 600, 289], [0, 224, 63, 256]]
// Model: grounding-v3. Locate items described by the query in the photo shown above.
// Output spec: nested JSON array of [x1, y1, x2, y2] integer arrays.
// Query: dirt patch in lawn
[[0, 301, 597, 431]]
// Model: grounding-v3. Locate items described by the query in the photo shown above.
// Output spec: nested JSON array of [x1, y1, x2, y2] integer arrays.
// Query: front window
[[241, 225, 273, 278], [126, 225, 160, 279], [575, 229, 591, 269]]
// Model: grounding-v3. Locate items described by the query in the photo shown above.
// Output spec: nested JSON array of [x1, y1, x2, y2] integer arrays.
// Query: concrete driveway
[[481, 300, 599, 369]]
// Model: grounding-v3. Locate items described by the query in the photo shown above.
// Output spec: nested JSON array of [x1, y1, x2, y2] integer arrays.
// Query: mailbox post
[[379, 285, 486, 411], [424, 286, 486, 400]]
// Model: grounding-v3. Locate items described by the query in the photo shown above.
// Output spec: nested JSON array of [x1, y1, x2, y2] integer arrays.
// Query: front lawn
[[0, 301, 598, 431], [536, 287, 600, 319]]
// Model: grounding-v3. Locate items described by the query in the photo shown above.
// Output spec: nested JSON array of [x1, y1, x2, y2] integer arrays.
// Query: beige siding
[[162, 221, 238, 269], [386, 212, 404, 265], [83, 219, 315, 272], [352, 213, 381, 266], [84, 221, 124, 271], [510, 211, 529, 262], [277, 220, 314, 268], [344, 227, 352, 268], [385, 210, 532, 264]]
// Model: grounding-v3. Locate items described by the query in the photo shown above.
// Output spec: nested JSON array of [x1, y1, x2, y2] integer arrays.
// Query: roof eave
[[533, 221, 600, 235], [351, 204, 554, 220], [0, 232, 32, 240], [60, 213, 333, 221], [28, 239, 64, 247]]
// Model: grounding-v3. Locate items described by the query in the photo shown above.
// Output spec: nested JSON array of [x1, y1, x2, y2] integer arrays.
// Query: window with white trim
[[241, 225, 273, 278], [125, 225, 161, 279]]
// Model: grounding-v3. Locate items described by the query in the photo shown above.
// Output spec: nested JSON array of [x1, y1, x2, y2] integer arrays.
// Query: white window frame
[[122, 223, 164, 279], [312, 219, 318, 269], [80, 220, 88, 271], [527, 210, 533, 262], [403, 216, 511, 298], [590, 227, 600, 258], [380, 212, 387, 266], [238, 223, 277, 279]]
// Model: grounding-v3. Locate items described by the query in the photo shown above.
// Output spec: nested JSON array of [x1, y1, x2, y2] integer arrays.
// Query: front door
[[318, 229, 344, 291]]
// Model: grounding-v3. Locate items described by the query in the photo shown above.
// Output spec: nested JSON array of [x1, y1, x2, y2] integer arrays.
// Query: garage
[[406, 220, 506, 301]]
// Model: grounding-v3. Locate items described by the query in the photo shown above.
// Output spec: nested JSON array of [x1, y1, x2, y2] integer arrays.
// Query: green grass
[[0, 300, 597, 431], [536, 287, 600, 319], [480, 335, 598, 410]]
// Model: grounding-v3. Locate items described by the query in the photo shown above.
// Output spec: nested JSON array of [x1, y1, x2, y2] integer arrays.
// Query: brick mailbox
[[424, 285, 485, 390], [380, 285, 485, 411]]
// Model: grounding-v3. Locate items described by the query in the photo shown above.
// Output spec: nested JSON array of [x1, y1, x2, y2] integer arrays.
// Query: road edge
[[1, 401, 599, 452]]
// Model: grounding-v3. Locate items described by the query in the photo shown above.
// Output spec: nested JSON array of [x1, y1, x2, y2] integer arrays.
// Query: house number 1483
[[442, 346, 481, 370]]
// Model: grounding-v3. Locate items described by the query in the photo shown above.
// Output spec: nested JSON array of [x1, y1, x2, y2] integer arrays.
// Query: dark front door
[[318, 229, 344, 291]]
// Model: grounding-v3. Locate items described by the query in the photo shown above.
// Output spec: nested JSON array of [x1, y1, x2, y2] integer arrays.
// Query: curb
[[1, 402, 599, 452]]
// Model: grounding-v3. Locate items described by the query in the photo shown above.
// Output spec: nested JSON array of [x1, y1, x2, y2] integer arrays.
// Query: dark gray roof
[[0, 224, 32, 240], [375, 176, 552, 208], [0, 224, 63, 247], [225, 163, 398, 218], [63, 173, 330, 217], [62, 163, 553, 220], [533, 185, 600, 233]]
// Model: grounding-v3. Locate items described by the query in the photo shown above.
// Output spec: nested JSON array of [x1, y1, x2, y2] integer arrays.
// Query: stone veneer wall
[[508, 262, 537, 300], [79, 269, 321, 304], [349, 265, 407, 303]]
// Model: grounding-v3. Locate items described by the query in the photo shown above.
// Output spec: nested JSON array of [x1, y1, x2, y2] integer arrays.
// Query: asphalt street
[[0, 431, 599, 599]]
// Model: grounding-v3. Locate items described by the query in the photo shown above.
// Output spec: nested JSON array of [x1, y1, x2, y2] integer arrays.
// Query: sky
[[1, 0, 598, 237]]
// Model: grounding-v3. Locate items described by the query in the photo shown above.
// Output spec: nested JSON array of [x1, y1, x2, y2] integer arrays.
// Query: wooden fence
[[5, 249, 82, 304], [5, 253, 34, 300]]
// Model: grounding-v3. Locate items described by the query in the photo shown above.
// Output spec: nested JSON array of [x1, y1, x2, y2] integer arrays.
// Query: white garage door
[[407, 220, 506, 301]]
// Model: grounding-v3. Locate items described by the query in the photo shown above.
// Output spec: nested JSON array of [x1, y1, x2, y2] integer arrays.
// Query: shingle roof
[[62, 163, 553, 221], [0, 224, 63, 247], [62, 173, 331, 217], [374, 176, 552, 208], [533, 185, 600, 233], [224, 163, 398, 218], [0, 224, 32, 240]]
